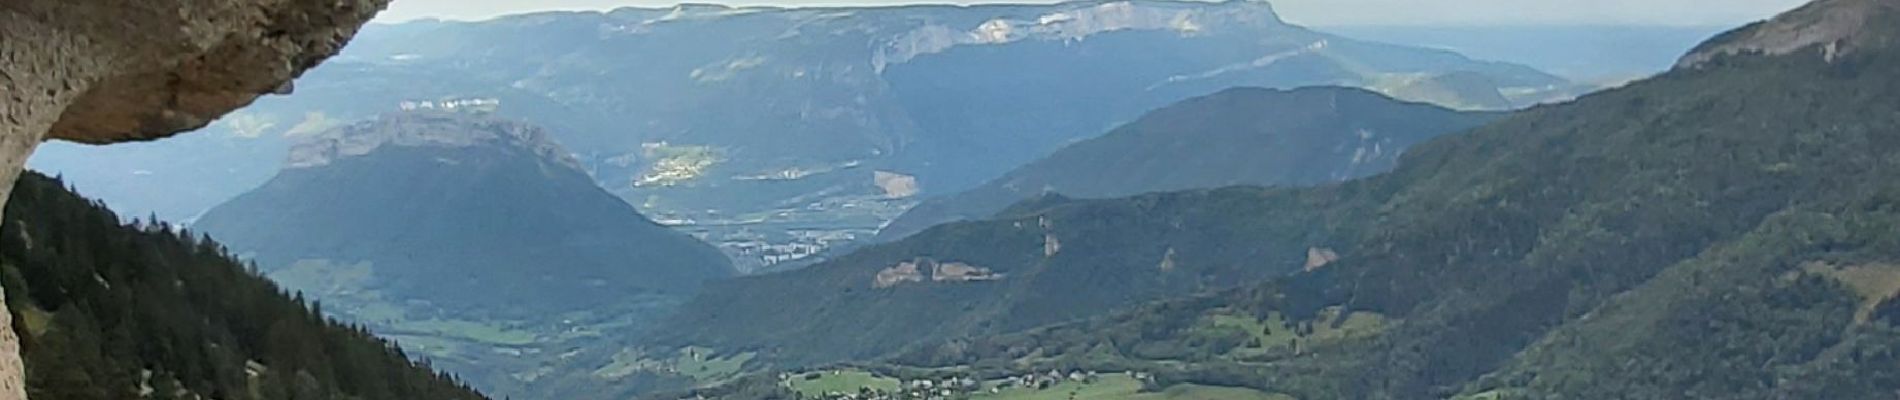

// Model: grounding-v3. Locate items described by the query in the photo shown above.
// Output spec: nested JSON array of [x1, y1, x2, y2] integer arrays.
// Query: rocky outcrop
[[287, 111, 584, 171], [1304, 247, 1339, 272], [874, 170, 920, 198], [872, 0, 1284, 71], [1678, 0, 1898, 68], [873, 258, 1003, 288], [874, 261, 926, 288], [1, 1, 389, 398]]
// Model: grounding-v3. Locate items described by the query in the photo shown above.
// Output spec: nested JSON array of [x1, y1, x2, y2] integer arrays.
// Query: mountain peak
[[286, 111, 583, 171], [872, 0, 1284, 71], [1678, 0, 1898, 69]]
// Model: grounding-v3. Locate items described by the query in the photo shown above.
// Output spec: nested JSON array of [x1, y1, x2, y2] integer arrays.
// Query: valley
[[670, 1, 1900, 399], [6, 0, 1882, 399], [33, 0, 1582, 274], [661, 189, 915, 272]]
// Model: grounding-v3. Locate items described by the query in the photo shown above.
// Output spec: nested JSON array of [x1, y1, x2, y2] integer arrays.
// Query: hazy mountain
[[29, 0, 1576, 271], [190, 112, 733, 397], [196, 111, 733, 310], [1326, 25, 1732, 84], [685, 0, 1900, 398], [2, 172, 488, 400], [877, 86, 1499, 241]]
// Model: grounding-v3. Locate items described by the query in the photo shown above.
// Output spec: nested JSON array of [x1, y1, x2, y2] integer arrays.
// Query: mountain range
[[649, 86, 1498, 371], [19, 0, 1896, 400], [877, 86, 1500, 241], [1325, 25, 1732, 84], [677, 0, 1900, 398], [189, 111, 733, 397], [29, 0, 1582, 271]]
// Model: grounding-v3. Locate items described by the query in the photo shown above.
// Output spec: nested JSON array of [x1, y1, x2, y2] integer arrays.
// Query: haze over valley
[[34, 0, 1602, 275], [7, 0, 1896, 400]]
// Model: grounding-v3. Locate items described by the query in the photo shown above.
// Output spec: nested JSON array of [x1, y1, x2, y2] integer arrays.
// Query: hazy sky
[[376, 0, 1809, 27]]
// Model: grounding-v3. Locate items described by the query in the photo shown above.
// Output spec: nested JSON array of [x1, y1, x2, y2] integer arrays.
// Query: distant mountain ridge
[[31, 0, 1578, 272], [195, 110, 732, 314], [284, 111, 583, 171], [192, 111, 735, 397], [751, 1, 1900, 398], [877, 86, 1499, 241]]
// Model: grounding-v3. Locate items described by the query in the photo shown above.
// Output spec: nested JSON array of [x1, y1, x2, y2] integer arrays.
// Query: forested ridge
[[876, 86, 1499, 241], [877, 4, 1900, 398], [1, 172, 488, 400], [680, 1, 1900, 398]]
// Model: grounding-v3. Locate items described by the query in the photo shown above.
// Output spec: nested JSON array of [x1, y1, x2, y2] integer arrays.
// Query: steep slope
[[660, 184, 1355, 367], [30, 0, 1575, 271], [4, 1, 392, 392], [649, 88, 1489, 366], [878, 86, 1498, 241], [2, 172, 487, 400], [828, 1, 1900, 399], [191, 112, 733, 397]]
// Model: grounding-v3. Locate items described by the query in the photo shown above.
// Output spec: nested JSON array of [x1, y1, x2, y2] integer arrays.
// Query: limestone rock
[[1678, 0, 1898, 68], [1, 1, 390, 398], [874, 170, 920, 199], [1304, 247, 1339, 272], [5, 0, 390, 144], [287, 111, 584, 172]]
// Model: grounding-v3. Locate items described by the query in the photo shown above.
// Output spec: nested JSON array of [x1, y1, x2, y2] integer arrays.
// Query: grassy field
[[383, 334, 465, 357], [268, 259, 374, 296], [674, 347, 756, 382], [778, 369, 1291, 399], [400, 318, 539, 346], [1209, 311, 1295, 353], [268, 258, 542, 346], [1206, 308, 1389, 358], [1804, 262, 1900, 322], [591, 346, 758, 385], [16, 304, 52, 337], [978, 375, 1291, 400], [786, 370, 902, 397]]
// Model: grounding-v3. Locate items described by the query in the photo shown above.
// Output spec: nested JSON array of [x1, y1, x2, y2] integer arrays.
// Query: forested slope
[[2, 172, 488, 400], [879, 1, 1900, 398]]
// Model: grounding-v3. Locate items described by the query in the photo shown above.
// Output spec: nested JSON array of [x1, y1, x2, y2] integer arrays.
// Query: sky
[[375, 0, 1810, 27]]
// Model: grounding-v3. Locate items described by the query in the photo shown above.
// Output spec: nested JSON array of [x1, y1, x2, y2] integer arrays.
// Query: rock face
[[286, 110, 584, 171], [193, 111, 734, 312], [1678, 0, 1898, 68], [0, 1, 389, 398]]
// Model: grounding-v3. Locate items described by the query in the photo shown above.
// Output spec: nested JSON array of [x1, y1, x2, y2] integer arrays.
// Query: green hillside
[[189, 112, 734, 397], [2, 172, 488, 400], [877, 86, 1499, 241], [882, 1, 1900, 398], [655, 87, 1497, 372], [678, 0, 1900, 398]]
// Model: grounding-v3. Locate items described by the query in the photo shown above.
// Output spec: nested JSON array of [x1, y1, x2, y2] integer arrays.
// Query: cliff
[[0, 1, 389, 398], [1678, 0, 1898, 68]]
